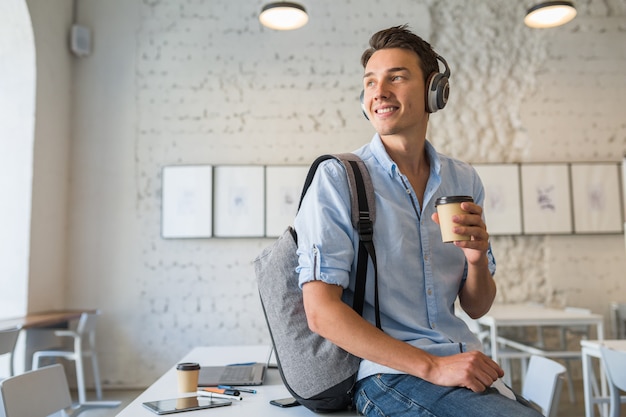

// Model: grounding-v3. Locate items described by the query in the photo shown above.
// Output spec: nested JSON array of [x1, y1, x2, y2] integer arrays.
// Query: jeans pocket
[[355, 388, 382, 417]]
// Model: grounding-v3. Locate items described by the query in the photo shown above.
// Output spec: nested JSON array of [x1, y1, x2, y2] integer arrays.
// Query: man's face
[[362, 48, 427, 138]]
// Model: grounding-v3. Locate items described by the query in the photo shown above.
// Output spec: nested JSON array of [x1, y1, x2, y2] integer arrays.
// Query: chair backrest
[[0, 330, 19, 357], [0, 329, 20, 378], [75, 311, 100, 335], [600, 346, 626, 417], [0, 364, 71, 417], [522, 355, 567, 417], [600, 346, 626, 392], [74, 311, 100, 349], [610, 302, 626, 339]]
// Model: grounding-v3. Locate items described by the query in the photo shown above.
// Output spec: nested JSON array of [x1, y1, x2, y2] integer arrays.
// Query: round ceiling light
[[524, 1, 577, 28], [259, 2, 309, 31]]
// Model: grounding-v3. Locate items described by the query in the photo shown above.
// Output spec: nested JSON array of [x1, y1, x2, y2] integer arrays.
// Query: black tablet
[[142, 396, 232, 415]]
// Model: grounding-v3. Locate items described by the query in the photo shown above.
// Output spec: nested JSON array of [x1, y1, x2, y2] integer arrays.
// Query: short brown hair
[[361, 25, 439, 85]]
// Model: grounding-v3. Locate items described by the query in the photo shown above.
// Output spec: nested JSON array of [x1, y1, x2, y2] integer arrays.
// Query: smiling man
[[294, 25, 541, 416]]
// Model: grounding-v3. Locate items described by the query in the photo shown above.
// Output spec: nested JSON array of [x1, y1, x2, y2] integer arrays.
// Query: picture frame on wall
[[570, 162, 623, 233], [161, 165, 213, 239], [213, 166, 265, 237], [265, 166, 309, 237], [472, 164, 523, 235], [520, 163, 572, 234]]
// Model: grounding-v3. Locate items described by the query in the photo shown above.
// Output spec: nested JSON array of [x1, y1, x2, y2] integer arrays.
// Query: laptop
[[197, 362, 266, 387]]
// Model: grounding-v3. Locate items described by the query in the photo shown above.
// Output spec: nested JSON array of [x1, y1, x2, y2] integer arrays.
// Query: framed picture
[[213, 166, 265, 237], [520, 164, 572, 234], [161, 165, 213, 238], [265, 166, 309, 237], [623, 157, 626, 221], [571, 163, 623, 233], [472, 164, 523, 235]]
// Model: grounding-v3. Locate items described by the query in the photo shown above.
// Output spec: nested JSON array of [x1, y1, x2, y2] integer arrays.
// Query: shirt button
[[431, 322, 436, 329], [427, 288, 433, 296]]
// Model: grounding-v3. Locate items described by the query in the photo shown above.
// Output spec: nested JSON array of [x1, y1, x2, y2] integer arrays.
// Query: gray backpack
[[254, 153, 380, 413]]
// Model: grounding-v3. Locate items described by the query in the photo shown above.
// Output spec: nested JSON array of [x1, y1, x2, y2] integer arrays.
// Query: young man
[[294, 26, 541, 416]]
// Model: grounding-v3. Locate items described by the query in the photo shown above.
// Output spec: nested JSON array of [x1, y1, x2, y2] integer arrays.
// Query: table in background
[[0, 309, 97, 373], [116, 345, 358, 417], [0, 309, 94, 332], [581, 339, 626, 417], [477, 304, 604, 363]]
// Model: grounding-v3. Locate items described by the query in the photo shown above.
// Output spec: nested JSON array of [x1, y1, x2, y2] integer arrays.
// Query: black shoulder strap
[[297, 154, 381, 330]]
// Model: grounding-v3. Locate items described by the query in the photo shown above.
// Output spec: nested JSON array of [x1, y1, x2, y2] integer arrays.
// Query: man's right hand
[[426, 350, 504, 392]]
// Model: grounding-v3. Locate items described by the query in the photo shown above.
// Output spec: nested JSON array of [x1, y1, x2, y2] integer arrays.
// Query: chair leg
[[90, 351, 103, 400], [74, 343, 87, 404], [564, 359, 576, 403], [75, 358, 87, 404], [608, 385, 620, 417]]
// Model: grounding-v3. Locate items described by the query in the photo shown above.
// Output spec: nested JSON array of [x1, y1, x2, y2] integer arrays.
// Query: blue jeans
[[354, 374, 543, 417]]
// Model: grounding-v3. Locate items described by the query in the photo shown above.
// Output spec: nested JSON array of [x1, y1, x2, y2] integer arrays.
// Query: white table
[[116, 345, 358, 417], [580, 339, 626, 417], [477, 304, 604, 363]]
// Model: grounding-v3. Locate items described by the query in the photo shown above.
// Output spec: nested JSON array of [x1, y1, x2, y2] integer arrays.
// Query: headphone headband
[[436, 54, 451, 79]]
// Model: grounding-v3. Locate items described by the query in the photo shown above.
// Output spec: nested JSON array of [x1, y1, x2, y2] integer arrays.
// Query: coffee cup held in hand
[[435, 196, 473, 243]]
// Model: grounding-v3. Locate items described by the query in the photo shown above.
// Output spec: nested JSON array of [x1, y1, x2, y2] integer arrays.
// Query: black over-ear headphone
[[360, 53, 451, 119], [426, 54, 450, 113]]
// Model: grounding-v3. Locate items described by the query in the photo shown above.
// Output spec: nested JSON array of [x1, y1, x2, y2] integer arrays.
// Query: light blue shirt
[[295, 134, 496, 381]]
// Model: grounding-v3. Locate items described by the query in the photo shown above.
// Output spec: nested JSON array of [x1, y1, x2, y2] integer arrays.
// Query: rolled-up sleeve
[[294, 160, 356, 290]]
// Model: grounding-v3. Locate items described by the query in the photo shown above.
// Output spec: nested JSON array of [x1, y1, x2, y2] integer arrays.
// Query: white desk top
[[116, 345, 358, 417], [477, 303, 604, 327]]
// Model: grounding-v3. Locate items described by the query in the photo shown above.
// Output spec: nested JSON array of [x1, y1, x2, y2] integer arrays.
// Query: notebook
[[197, 363, 266, 387]]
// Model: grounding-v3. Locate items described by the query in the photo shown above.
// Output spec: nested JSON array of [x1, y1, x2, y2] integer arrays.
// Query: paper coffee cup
[[176, 362, 201, 393], [435, 196, 473, 243]]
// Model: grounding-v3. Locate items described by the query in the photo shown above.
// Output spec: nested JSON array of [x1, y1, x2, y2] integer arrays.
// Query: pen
[[200, 387, 240, 396], [226, 362, 256, 366], [218, 385, 257, 394], [196, 390, 243, 401]]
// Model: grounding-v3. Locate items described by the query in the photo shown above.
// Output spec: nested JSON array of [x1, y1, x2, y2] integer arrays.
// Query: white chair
[[504, 306, 591, 403], [0, 363, 105, 417], [0, 329, 20, 379], [599, 346, 626, 417], [521, 355, 566, 417], [31, 311, 116, 406]]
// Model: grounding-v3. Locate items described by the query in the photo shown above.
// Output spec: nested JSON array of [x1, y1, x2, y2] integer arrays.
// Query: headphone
[[360, 53, 451, 119]]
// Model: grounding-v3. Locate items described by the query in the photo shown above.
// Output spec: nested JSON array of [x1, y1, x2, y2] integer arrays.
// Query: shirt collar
[[424, 140, 441, 177], [369, 133, 442, 178], [369, 134, 396, 178]]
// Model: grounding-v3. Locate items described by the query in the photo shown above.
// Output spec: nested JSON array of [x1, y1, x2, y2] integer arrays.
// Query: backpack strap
[[297, 154, 381, 330], [331, 153, 376, 230]]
